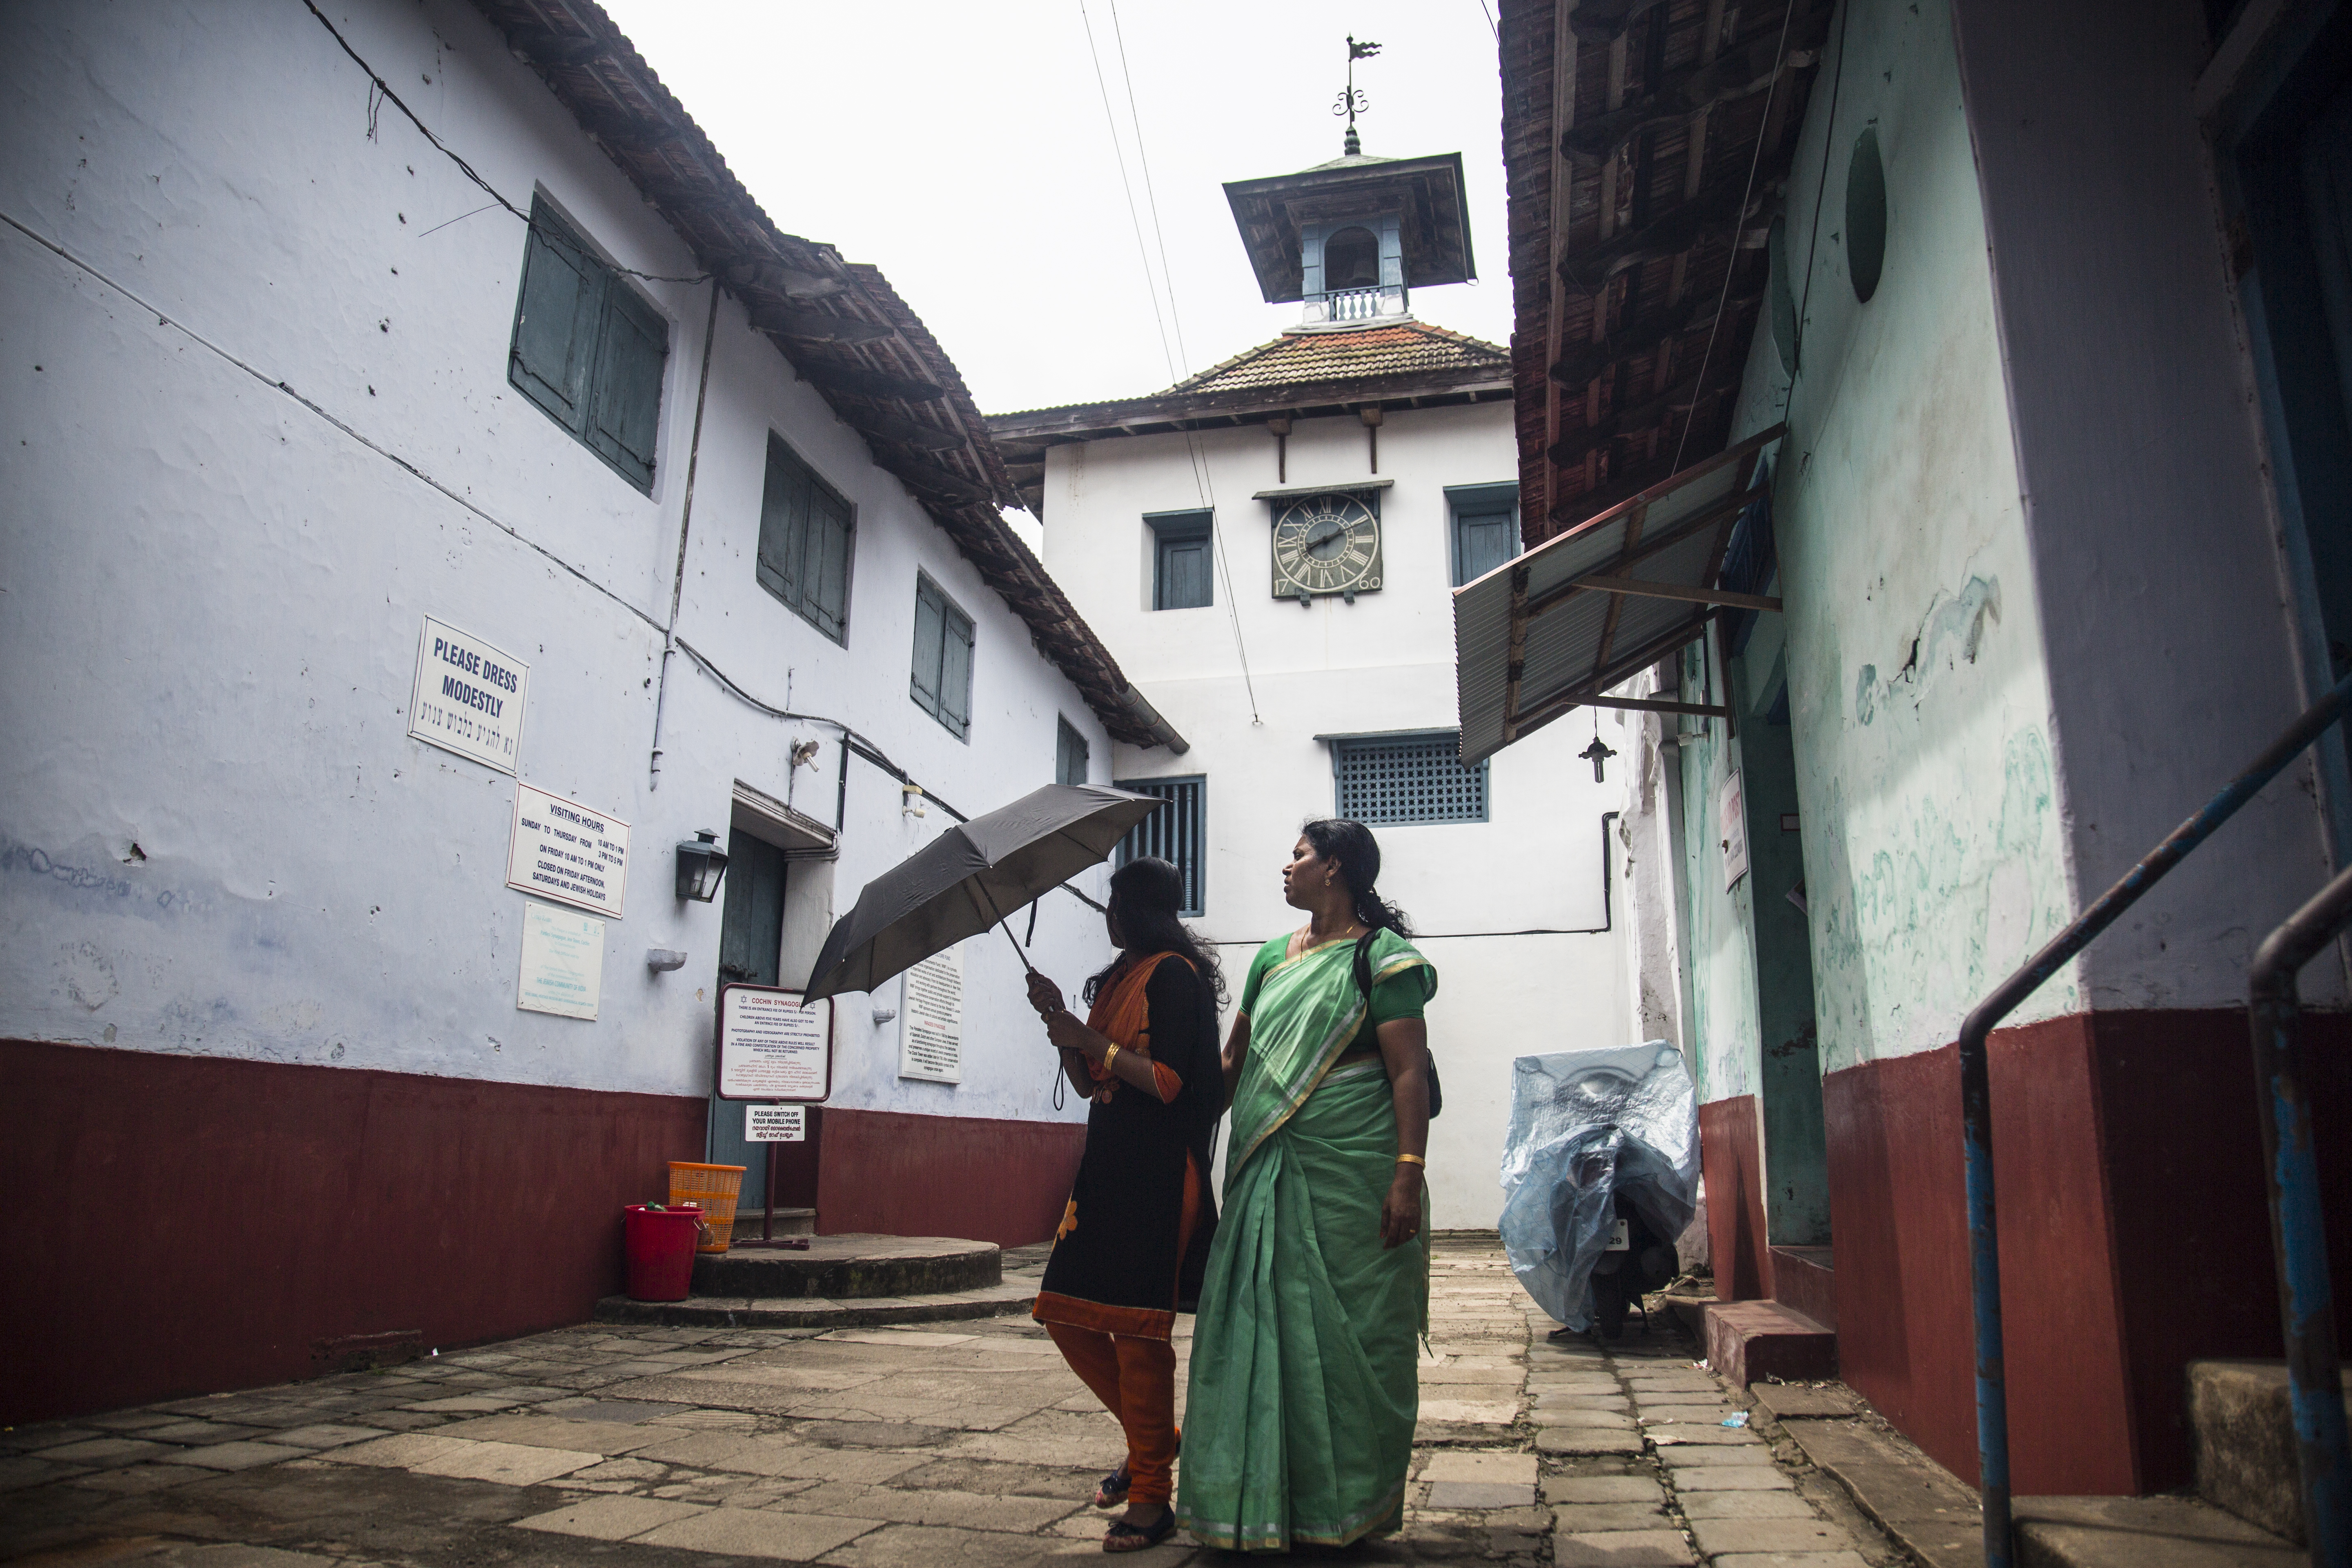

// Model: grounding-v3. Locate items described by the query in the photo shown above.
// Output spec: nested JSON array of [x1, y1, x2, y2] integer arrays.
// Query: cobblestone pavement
[[1, 1239, 1903, 1566]]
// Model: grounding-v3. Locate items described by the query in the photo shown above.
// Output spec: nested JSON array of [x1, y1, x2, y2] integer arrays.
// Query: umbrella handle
[[995, 915, 1036, 974], [972, 880, 1040, 978]]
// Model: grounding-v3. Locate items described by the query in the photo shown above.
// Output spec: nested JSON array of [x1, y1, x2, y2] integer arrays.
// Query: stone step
[[1768, 1243, 1836, 1331], [727, 1206, 816, 1239], [1776, 1397, 2303, 1568], [1701, 1298, 1836, 1387], [2015, 1495, 2301, 1568], [2189, 1356, 2352, 1546], [693, 1232, 999, 1300], [592, 1277, 1038, 1329]]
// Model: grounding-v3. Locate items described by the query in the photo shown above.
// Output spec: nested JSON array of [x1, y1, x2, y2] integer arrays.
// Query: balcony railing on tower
[[1305, 283, 1407, 324]]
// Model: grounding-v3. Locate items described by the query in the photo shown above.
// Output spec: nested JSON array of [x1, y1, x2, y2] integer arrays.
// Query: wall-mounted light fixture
[[675, 829, 729, 902], [646, 949, 688, 973]]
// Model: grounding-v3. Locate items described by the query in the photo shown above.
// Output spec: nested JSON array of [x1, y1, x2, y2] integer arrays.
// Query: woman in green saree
[[1176, 818, 1435, 1552]]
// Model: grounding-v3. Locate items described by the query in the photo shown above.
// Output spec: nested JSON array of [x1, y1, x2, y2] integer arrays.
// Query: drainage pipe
[[2247, 869, 2352, 1567], [1954, 668, 2352, 1568]]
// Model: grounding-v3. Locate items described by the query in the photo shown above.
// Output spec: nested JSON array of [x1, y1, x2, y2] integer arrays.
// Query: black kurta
[[1033, 953, 1223, 1339]]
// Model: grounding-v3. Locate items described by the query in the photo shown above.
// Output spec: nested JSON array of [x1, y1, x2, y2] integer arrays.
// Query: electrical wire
[[2, 201, 1106, 922], [1082, 0, 1263, 724], [672, 638, 1110, 913], [297, 0, 709, 285], [1667, 0, 1800, 474]]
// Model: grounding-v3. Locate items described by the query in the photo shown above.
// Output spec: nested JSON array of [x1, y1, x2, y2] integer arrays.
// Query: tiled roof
[[1168, 320, 1508, 396], [462, 0, 1183, 752]]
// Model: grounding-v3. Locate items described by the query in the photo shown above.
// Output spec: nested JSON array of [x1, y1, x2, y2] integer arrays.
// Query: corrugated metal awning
[[1454, 425, 1784, 765]]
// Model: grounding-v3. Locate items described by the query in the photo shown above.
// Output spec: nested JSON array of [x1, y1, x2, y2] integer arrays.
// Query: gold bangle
[[1396, 1153, 1426, 1167], [1103, 1044, 1121, 1073]]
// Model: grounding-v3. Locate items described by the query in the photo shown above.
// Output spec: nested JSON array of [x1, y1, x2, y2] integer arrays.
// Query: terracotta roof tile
[[1166, 319, 1508, 396]]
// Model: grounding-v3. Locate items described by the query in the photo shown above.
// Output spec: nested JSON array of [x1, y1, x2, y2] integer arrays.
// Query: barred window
[[1332, 732, 1488, 824], [1114, 775, 1205, 917]]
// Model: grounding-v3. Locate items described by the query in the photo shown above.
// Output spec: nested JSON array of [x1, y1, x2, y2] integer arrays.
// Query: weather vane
[[1334, 35, 1380, 155]]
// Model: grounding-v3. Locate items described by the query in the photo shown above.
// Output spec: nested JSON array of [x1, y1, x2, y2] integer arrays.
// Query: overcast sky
[[600, 1, 1515, 416]]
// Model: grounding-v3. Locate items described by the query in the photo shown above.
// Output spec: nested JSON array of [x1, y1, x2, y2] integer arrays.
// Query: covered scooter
[[1498, 1042, 1698, 1337]]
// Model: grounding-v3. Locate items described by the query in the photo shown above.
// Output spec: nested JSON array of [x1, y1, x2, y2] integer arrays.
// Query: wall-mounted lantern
[[675, 829, 729, 902]]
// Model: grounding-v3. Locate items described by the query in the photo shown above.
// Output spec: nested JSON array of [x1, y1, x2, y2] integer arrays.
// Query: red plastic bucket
[[624, 1204, 703, 1302]]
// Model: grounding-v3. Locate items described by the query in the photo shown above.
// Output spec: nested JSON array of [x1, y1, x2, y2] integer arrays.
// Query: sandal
[[1093, 1465, 1130, 1510], [1104, 1509, 1178, 1552]]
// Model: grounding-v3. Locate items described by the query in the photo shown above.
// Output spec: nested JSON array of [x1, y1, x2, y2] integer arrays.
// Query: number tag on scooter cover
[[1605, 1218, 1630, 1252]]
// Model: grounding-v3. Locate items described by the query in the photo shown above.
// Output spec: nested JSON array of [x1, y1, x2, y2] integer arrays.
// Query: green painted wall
[[1683, 0, 2074, 1125]]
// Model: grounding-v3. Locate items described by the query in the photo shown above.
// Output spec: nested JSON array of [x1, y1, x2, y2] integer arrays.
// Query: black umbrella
[[802, 783, 1164, 1002]]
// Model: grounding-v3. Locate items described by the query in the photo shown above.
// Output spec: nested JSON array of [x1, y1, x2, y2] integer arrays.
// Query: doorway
[[707, 829, 822, 1221]]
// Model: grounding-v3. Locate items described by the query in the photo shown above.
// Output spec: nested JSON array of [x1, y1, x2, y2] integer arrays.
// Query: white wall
[[1039, 395, 1636, 1228], [0, 0, 1114, 1131]]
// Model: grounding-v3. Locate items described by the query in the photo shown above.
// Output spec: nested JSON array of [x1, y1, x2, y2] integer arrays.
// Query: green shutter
[[755, 438, 797, 605], [938, 605, 973, 739], [1455, 512, 1516, 585], [588, 283, 667, 492], [910, 579, 944, 713], [811, 489, 852, 641], [510, 211, 595, 422], [1057, 717, 1090, 785]]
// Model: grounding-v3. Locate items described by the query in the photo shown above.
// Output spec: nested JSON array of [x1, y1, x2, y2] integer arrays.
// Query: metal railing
[[2247, 867, 2352, 1566], [1956, 669, 2352, 1568]]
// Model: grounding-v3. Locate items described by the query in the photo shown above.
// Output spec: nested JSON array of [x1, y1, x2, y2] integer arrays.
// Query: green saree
[[1176, 928, 1436, 1551]]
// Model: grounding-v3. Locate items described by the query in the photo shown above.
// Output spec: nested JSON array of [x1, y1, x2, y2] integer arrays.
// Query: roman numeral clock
[[1270, 490, 1383, 602]]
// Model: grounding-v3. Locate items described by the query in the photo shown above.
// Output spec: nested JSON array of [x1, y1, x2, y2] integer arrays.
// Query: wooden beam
[[1500, 562, 1533, 743], [1588, 498, 1646, 685], [1575, 574, 1781, 612], [1572, 693, 1731, 717], [749, 303, 894, 343], [795, 361, 945, 402]]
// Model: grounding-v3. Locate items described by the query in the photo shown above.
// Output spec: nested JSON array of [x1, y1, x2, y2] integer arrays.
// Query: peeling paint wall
[[1948, 0, 2343, 1010], [1699, 0, 2071, 1087], [0, 0, 1118, 1125]]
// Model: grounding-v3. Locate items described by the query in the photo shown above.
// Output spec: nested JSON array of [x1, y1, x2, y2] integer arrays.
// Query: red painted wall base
[[1708, 1006, 2352, 1497], [817, 1106, 1085, 1248], [0, 1038, 705, 1428], [1699, 1095, 1773, 1301]]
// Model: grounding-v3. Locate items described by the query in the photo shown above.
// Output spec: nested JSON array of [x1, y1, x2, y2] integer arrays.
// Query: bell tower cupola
[[1221, 38, 1477, 330]]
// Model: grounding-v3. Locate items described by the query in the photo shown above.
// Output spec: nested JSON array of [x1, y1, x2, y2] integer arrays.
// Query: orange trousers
[[1045, 1322, 1179, 1506]]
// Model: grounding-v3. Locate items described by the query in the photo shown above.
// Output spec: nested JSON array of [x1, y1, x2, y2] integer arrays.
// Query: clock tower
[[1216, 64, 1480, 602], [987, 45, 1638, 1236]]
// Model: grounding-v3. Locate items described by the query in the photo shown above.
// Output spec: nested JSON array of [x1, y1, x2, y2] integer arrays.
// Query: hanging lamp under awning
[[1453, 424, 1786, 766]]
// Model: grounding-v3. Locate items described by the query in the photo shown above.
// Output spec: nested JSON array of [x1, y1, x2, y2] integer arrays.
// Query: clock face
[[1271, 492, 1382, 598]]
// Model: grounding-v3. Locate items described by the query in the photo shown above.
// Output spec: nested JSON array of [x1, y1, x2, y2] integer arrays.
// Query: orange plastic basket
[[668, 1162, 745, 1254]]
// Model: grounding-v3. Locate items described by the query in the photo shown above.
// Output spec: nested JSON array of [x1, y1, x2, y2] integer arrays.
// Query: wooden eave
[[985, 364, 1511, 516], [467, 0, 1179, 749], [1499, 0, 1829, 549], [1222, 151, 1478, 303]]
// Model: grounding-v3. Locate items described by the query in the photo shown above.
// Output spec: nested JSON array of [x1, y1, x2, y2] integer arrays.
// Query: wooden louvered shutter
[[588, 283, 667, 492], [755, 438, 798, 605], [910, 579, 945, 714], [938, 603, 973, 739], [510, 214, 595, 422], [809, 488, 852, 643]]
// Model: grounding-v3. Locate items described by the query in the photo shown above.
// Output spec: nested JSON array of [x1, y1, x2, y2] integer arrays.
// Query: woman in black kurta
[[1024, 855, 1223, 1552]]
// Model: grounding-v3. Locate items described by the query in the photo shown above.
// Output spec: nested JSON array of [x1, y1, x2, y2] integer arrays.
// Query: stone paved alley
[[0, 1240, 1913, 1567]]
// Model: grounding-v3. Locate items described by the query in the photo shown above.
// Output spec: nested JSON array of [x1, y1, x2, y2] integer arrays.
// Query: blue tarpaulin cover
[[1497, 1042, 1699, 1330]]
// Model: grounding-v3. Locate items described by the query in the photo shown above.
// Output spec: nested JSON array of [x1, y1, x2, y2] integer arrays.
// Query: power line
[[1668, 0, 1798, 474], [1077, 0, 1263, 724], [297, 0, 708, 285]]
